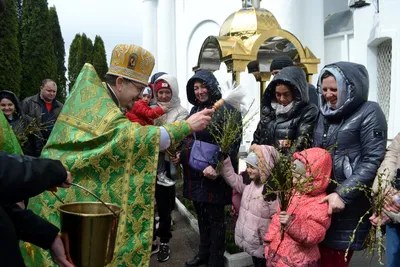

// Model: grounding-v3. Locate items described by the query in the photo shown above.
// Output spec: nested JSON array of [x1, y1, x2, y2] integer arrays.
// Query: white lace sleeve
[[159, 126, 171, 151]]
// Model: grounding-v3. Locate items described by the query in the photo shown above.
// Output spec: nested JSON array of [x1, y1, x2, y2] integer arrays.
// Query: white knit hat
[[143, 86, 152, 96], [244, 152, 258, 168]]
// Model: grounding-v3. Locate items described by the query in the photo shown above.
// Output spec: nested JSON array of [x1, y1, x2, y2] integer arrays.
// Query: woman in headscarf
[[0, 90, 43, 156], [151, 74, 188, 262], [314, 62, 387, 266]]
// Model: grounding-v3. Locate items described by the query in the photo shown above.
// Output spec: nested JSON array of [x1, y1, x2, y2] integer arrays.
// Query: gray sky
[[48, 0, 143, 67]]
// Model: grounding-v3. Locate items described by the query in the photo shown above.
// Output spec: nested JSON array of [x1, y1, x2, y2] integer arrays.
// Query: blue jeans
[[386, 223, 400, 267]]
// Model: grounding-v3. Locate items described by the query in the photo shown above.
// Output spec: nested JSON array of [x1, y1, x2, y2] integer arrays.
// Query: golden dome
[[219, 8, 281, 38]]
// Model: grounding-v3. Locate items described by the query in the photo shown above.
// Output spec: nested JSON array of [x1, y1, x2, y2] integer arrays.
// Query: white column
[[142, 0, 158, 64], [157, 0, 177, 76], [262, 0, 325, 83]]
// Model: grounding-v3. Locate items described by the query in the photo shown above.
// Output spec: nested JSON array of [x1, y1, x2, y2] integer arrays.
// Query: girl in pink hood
[[221, 144, 279, 267], [265, 147, 332, 267]]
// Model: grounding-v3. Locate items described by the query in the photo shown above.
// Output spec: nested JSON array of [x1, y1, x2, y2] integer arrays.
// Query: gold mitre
[[107, 44, 155, 85]]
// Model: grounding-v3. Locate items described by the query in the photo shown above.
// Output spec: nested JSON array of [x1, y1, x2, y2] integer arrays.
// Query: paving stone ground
[[150, 210, 199, 267], [149, 208, 384, 267]]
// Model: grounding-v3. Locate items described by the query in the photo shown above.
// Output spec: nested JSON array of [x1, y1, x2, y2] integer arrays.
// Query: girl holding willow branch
[[177, 70, 242, 267], [265, 147, 332, 267], [221, 144, 279, 267]]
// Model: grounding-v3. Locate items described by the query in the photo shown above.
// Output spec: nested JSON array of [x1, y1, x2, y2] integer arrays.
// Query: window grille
[[377, 39, 392, 120]]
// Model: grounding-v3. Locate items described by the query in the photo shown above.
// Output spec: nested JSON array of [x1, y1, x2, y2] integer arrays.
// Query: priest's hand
[[187, 108, 214, 132], [203, 166, 217, 180]]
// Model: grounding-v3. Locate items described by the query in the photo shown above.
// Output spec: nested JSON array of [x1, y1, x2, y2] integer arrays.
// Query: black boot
[[185, 255, 207, 267]]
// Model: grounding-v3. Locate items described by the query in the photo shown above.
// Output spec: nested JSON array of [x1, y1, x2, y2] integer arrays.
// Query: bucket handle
[[52, 183, 119, 217]]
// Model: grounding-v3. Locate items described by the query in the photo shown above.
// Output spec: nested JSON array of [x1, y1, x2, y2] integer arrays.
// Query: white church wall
[[238, 72, 260, 152], [174, 0, 239, 110], [353, 0, 400, 139], [142, 0, 158, 60], [375, 0, 400, 139], [352, 6, 375, 67], [182, 20, 220, 110], [324, 32, 355, 65], [324, 35, 344, 65], [262, 0, 325, 84], [348, 34, 356, 62], [157, 0, 177, 77]]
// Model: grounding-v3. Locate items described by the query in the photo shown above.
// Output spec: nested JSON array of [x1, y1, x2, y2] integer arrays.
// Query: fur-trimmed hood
[[249, 144, 279, 184]]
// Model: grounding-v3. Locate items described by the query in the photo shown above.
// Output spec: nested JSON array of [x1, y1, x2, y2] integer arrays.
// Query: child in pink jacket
[[221, 144, 279, 267], [264, 147, 332, 267]]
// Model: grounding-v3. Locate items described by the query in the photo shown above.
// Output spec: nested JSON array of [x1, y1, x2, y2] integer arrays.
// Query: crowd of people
[[1, 39, 400, 267]]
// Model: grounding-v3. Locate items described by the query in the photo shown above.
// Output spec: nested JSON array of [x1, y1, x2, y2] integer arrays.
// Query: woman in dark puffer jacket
[[252, 66, 319, 152], [314, 62, 387, 266]]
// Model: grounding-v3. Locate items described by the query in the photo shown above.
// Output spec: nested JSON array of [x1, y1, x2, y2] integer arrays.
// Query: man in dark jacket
[[21, 79, 63, 145], [179, 70, 242, 267], [270, 55, 319, 106], [252, 66, 319, 152], [0, 152, 73, 267], [314, 62, 387, 265]]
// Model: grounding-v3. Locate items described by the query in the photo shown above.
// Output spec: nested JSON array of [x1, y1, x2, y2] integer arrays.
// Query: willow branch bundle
[[208, 81, 256, 172], [209, 103, 257, 172], [14, 117, 48, 146], [265, 138, 327, 240], [341, 169, 392, 265]]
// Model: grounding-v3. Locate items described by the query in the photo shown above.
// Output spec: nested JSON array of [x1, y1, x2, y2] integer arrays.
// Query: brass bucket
[[53, 182, 124, 267], [58, 202, 122, 267]]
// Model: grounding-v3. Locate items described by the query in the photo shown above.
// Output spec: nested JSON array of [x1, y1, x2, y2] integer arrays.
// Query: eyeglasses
[[125, 79, 146, 91]]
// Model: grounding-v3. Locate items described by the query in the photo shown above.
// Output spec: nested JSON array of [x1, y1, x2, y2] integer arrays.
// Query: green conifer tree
[[15, 0, 22, 20], [67, 33, 82, 92], [49, 6, 66, 102], [67, 33, 95, 91], [20, 0, 57, 100], [0, 0, 22, 96], [0, 0, 5, 12], [92, 35, 108, 80], [81, 33, 93, 65]]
